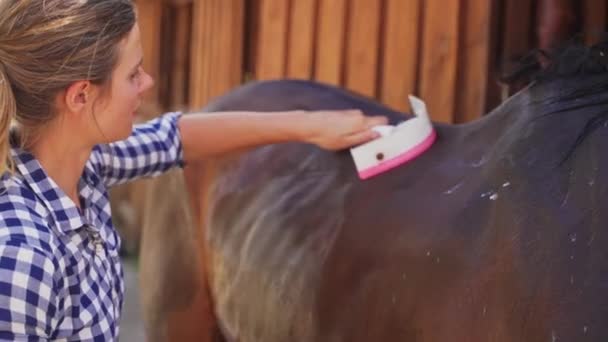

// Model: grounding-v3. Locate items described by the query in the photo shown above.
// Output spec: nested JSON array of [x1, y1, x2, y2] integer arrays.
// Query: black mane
[[505, 34, 608, 85], [503, 35, 608, 164]]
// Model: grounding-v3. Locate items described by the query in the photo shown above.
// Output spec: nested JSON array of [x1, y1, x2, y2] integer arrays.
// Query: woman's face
[[92, 22, 154, 143]]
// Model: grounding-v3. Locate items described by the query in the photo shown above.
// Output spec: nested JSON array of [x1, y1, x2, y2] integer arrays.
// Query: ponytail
[[0, 63, 15, 176]]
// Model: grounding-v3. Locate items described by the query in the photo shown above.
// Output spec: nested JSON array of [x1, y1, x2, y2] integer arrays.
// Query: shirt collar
[[10, 146, 87, 233]]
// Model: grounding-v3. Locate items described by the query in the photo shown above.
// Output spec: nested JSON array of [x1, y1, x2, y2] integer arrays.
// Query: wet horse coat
[[189, 66, 608, 341]]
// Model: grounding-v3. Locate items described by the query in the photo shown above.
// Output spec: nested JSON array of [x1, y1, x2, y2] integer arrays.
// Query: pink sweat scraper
[[350, 95, 436, 180]]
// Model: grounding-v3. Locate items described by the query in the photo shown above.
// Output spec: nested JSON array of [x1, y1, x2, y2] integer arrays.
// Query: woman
[[0, 0, 386, 340]]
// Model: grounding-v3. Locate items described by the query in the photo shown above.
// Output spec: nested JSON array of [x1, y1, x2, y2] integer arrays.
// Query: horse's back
[[204, 79, 406, 124]]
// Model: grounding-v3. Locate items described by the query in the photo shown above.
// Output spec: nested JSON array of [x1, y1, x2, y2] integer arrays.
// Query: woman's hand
[[300, 110, 389, 150]]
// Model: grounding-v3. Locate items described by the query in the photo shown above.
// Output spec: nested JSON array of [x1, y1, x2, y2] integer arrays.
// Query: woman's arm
[[0, 243, 59, 339], [179, 109, 387, 163]]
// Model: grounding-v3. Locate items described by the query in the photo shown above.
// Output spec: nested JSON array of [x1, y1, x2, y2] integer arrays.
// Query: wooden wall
[[245, 0, 492, 123], [138, 0, 496, 123], [136, 0, 608, 122]]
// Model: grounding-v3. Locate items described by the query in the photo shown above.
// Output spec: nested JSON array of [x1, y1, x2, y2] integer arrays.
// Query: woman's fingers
[[342, 129, 381, 148], [363, 115, 389, 129], [305, 110, 390, 150], [342, 110, 389, 130]]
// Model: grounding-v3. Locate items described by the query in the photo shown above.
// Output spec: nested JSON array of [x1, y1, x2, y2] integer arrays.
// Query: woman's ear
[[63, 80, 93, 114]]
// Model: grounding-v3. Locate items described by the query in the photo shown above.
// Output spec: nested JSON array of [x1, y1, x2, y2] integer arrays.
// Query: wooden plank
[[189, 0, 211, 109], [500, 0, 533, 97], [167, 3, 192, 110], [255, 0, 289, 80], [344, 0, 382, 97], [583, 0, 607, 45], [135, 0, 163, 106], [502, 0, 532, 65], [228, 1, 246, 87], [157, 5, 172, 110], [244, 0, 261, 80], [455, 0, 493, 123], [419, 0, 461, 123], [314, 0, 347, 85], [379, 0, 421, 112], [209, 1, 244, 99], [537, 0, 578, 51], [167, 0, 193, 4], [190, 0, 245, 109], [483, 0, 504, 114], [286, 0, 317, 79], [170, 3, 192, 109]]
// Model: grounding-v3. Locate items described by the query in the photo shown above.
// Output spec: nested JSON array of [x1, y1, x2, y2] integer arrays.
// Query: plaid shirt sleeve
[[90, 111, 185, 187], [0, 241, 59, 340]]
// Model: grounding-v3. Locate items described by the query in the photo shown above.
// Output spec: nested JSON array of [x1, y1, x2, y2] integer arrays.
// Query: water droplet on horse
[[588, 180, 595, 186], [583, 326, 588, 334], [426, 251, 431, 256], [482, 306, 487, 316], [444, 182, 463, 195], [552, 331, 557, 342], [570, 275, 574, 285], [561, 191, 570, 207], [436, 257, 440, 263], [490, 193, 498, 201], [570, 255, 575, 260], [502, 182, 511, 188], [480, 191, 493, 198], [471, 156, 487, 168], [570, 233, 577, 243]]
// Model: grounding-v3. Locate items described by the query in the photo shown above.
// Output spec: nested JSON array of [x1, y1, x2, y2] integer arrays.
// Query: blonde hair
[[0, 0, 136, 175]]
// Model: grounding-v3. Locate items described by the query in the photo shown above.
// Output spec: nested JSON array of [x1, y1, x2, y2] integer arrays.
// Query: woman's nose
[[140, 70, 155, 93]]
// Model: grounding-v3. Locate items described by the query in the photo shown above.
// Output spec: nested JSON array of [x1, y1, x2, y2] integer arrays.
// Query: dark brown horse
[[143, 40, 608, 341], [191, 43, 608, 342]]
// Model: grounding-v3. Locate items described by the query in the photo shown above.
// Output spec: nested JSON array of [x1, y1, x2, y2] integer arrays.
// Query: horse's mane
[[504, 34, 608, 85], [502, 35, 608, 164]]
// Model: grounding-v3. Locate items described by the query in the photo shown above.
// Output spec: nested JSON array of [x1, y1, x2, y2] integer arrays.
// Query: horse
[[138, 40, 608, 342]]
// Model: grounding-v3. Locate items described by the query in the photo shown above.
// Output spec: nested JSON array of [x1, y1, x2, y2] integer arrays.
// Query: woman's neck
[[26, 122, 92, 209]]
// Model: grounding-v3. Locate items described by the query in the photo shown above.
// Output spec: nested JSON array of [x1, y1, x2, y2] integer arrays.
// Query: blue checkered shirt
[[0, 112, 184, 341]]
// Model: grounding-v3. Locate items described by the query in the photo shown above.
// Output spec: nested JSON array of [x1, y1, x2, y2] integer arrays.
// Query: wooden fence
[[136, 0, 608, 124]]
